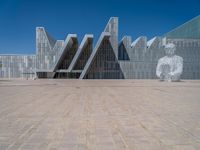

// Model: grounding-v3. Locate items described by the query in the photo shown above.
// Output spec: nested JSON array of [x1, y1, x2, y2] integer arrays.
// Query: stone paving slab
[[0, 79, 200, 150]]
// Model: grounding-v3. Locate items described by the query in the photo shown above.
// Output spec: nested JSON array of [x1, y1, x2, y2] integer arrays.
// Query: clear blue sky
[[0, 0, 199, 54]]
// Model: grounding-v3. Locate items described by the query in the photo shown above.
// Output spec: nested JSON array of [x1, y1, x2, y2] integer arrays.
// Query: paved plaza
[[0, 79, 200, 150]]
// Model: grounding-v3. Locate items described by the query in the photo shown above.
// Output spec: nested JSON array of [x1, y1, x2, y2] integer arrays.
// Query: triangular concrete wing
[[118, 36, 131, 60], [68, 34, 93, 72], [146, 37, 163, 61], [130, 36, 147, 60], [103, 17, 118, 57], [45, 30, 56, 48], [79, 32, 110, 79], [52, 34, 77, 72]]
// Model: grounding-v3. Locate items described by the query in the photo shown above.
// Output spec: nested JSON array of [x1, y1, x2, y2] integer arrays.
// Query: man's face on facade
[[165, 43, 175, 57]]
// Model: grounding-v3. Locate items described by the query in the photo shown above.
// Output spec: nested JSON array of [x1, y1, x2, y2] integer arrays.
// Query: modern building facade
[[0, 16, 200, 79], [0, 55, 35, 79]]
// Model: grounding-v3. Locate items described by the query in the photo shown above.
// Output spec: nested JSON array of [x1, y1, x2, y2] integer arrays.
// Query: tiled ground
[[0, 79, 200, 150]]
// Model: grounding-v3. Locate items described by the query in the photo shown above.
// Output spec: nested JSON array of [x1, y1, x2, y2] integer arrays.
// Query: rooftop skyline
[[0, 0, 199, 54]]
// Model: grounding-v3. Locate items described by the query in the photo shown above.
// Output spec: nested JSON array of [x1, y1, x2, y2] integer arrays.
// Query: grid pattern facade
[[36, 27, 63, 70], [167, 39, 200, 79], [0, 55, 35, 79], [74, 40, 93, 70], [0, 16, 200, 79], [84, 38, 124, 79]]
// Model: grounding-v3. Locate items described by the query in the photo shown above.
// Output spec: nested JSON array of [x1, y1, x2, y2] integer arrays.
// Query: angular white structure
[[0, 16, 199, 79]]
